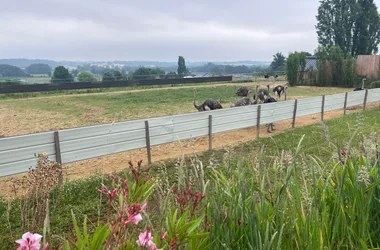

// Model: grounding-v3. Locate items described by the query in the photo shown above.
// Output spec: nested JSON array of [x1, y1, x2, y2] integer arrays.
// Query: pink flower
[[160, 232, 167, 241], [136, 231, 153, 247], [341, 149, 347, 156], [149, 242, 162, 250], [15, 232, 42, 250], [129, 213, 143, 225], [44, 243, 49, 250]]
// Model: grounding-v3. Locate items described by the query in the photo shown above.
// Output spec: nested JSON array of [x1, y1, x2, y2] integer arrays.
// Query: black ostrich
[[264, 95, 277, 133], [193, 88, 223, 112], [264, 74, 270, 79], [353, 78, 366, 91], [231, 90, 252, 107], [273, 85, 285, 98], [235, 87, 250, 97]]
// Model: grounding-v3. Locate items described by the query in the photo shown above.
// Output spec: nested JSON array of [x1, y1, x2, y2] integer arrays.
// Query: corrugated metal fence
[[0, 76, 233, 94], [1, 88, 379, 177]]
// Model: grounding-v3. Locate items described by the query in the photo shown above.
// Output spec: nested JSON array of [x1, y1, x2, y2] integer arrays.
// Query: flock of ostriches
[[193, 77, 368, 133], [193, 84, 286, 133]]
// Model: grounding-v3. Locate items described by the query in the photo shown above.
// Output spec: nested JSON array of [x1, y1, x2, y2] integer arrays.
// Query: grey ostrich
[[253, 91, 266, 103], [231, 90, 253, 107], [263, 95, 277, 133], [235, 86, 250, 97], [256, 85, 270, 97], [193, 88, 223, 112], [353, 78, 366, 91]]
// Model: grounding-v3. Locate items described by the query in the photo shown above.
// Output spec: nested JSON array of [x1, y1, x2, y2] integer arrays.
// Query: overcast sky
[[1, 0, 379, 62]]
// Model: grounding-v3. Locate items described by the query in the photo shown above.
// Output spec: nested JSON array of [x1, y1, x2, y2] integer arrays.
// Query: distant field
[[0, 82, 354, 137]]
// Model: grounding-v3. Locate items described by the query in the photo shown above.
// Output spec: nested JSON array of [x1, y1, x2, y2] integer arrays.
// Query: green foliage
[[316, 0, 380, 56], [77, 71, 98, 82], [0, 64, 27, 77], [51, 66, 74, 83], [64, 211, 110, 249], [131, 67, 165, 80], [25, 63, 51, 76], [177, 56, 188, 75], [270, 52, 286, 71], [102, 72, 115, 82], [315, 45, 357, 87], [286, 52, 306, 86]]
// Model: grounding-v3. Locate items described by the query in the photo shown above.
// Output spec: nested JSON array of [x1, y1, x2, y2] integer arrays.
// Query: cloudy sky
[[1, 0, 379, 62]]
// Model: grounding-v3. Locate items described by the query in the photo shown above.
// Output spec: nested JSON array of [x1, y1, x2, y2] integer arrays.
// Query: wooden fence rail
[[0, 88, 379, 178]]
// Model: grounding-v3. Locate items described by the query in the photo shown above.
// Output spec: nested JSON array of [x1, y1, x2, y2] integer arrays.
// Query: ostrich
[[256, 85, 270, 97], [264, 95, 277, 133], [235, 86, 250, 97], [231, 90, 253, 107], [273, 85, 285, 98], [353, 78, 366, 91], [264, 74, 270, 79], [253, 91, 266, 103], [193, 88, 223, 112]]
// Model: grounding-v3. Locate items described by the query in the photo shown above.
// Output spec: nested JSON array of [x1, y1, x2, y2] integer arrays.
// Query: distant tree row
[[0, 64, 28, 77]]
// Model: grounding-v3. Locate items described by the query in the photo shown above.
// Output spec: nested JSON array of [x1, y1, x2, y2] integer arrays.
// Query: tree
[[77, 71, 98, 82], [301, 51, 313, 57], [286, 52, 306, 86], [25, 63, 51, 76], [270, 52, 286, 71], [177, 56, 187, 75], [102, 72, 115, 82], [51, 66, 74, 83], [132, 67, 166, 80], [316, 0, 380, 56], [113, 71, 123, 81], [0, 64, 28, 77]]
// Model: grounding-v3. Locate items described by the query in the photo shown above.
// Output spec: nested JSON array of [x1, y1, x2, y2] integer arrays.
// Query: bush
[[77, 71, 97, 82]]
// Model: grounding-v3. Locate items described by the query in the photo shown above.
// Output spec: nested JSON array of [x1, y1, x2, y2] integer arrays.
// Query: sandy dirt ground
[[1, 101, 378, 199]]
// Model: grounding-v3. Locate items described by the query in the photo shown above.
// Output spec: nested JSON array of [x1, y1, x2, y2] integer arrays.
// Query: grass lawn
[[0, 107, 378, 249]]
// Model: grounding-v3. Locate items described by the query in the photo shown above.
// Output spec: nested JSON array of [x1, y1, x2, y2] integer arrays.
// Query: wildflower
[[15, 232, 42, 250], [358, 167, 371, 187], [126, 203, 147, 225], [136, 230, 153, 247], [44, 243, 49, 250], [341, 149, 347, 156], [98, 185, 118, 201], [160, 232, 168, 241]]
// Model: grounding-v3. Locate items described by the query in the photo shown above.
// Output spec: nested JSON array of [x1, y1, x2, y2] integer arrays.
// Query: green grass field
[[0, 107, 378, 249]]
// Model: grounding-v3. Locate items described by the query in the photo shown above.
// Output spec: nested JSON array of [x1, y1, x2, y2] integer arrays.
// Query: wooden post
[[54, 131, 63, 185], [363, 89, 368, 110], [292, 99, 298, 128], [284, 87, 287, 101], [321, 95, 325, 121], [144, 121, 152, 165], [208, 115, 213, 150], [256, 105, 261, 140], [343, 92, 348, 115]]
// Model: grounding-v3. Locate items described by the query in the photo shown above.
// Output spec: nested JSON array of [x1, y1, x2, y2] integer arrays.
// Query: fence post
[[284, 87, 287, 100], [363, 89, 368, 111], [292, 99, 298, 128], [344, 92, 348, 115], [256, 105, 261, 140], [144, 121, 152, 165], [54, 131, 63, 185], [321, 95, 325, 121], [208, 115, 213, 150]]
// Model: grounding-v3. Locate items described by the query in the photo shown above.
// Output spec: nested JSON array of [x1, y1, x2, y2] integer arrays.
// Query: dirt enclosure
[[0, 101, 378, 199]]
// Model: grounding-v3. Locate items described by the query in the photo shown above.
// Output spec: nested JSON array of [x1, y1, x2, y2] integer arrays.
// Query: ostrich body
[[353, 78, 366, 91], [255, 85, 270, 99], [231, 90, 252, 107], [235, 87, 250, 97], [193, 88, 223, 112], [263, 95, 277, 133], [273, 85, 285, 98]]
